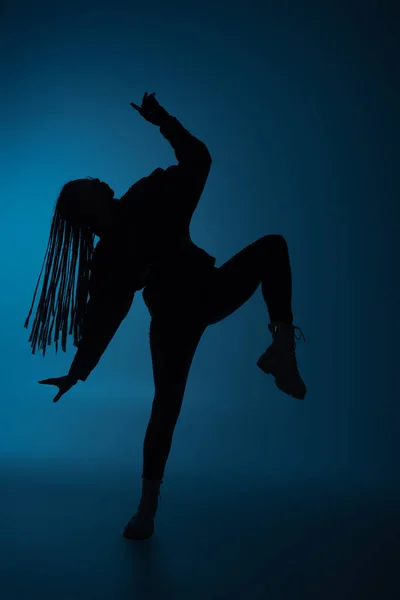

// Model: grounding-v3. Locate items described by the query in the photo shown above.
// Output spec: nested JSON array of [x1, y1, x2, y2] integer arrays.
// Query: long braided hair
[[24, 178, 97, 357]]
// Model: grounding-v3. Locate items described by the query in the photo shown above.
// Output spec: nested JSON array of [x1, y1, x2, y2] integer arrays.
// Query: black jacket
[[68, 115, 215, 382]]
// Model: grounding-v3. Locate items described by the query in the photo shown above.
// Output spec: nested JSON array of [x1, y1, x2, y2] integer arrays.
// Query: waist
[[144, 249, 215, 286], [147, 236, 214, 270]]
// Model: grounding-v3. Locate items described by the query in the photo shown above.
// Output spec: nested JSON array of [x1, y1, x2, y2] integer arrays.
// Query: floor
[[1, 466, 399, 600]]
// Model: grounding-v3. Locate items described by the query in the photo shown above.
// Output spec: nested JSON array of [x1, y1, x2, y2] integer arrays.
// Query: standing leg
[[142, 315, 206, 481], [204, 234, 307, 399], [123, 314, 207, 540]]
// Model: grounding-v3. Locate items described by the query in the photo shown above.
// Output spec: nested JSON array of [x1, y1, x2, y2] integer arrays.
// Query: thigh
[[204, 236, 273, 325], [142, 266, 210, 321], [148, 315, 206, 420]]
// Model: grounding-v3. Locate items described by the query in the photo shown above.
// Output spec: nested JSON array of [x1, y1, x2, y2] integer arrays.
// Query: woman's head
[[57, 177, 116, 236], [24, 176, 115, 357]]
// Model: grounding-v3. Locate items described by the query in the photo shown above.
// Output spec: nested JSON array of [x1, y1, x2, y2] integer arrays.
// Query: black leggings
[[141, 234, 294, 480]]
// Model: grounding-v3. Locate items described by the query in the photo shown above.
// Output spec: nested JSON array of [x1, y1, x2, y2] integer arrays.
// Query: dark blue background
[[1, 0, 398, 598]]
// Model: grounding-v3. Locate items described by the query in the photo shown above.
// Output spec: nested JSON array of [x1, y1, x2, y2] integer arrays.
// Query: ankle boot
[[257, 322, 307, 400], [123, 478, 163, 540]]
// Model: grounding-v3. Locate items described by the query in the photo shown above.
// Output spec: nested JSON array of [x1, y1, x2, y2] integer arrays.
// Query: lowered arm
[[68, 268, 136, 382]]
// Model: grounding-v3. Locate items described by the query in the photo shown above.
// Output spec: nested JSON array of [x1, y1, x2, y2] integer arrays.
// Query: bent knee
[[261, 234, 288, 247]]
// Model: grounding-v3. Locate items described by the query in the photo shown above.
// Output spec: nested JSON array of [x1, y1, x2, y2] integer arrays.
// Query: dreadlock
[[24, 179, 96, 357]]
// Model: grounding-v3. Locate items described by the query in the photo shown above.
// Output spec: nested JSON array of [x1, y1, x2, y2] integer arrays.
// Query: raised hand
[[38, 374, 78, 403], [130, 92, 169, 126]]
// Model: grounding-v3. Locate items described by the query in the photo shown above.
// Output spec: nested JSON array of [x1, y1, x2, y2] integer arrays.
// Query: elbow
[[200, 142, 212, 164], [199, 145, 212, 167]]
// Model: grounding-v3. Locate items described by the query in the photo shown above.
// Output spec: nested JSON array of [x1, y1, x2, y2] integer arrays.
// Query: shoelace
[[269, 323, 307, 349], [294, 326, 306, 345]]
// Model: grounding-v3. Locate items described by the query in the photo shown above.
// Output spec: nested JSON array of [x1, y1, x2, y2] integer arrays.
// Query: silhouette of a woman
[[25, 92, 306, 540]]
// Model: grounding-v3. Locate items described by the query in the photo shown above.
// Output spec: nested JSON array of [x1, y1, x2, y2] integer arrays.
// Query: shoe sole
[[123, 530, 153, 540], [123, 517, 155, 540], [257, 358, 306, 400]]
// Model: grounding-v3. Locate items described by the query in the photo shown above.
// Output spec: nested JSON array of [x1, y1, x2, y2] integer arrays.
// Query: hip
[[142, 263, 217, 318]]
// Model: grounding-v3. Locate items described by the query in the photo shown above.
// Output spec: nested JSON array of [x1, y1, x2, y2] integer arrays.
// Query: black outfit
[[68, 114, 293, 481]]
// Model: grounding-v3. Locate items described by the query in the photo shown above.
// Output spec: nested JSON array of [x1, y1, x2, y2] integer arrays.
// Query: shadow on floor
[[1, 466, 399, 600]]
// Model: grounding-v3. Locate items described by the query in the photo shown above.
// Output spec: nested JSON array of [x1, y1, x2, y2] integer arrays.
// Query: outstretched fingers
[[53, 391, 63, 403]]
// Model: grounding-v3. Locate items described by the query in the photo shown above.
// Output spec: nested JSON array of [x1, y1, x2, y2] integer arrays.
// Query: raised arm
[[131, 91, 212, 167]]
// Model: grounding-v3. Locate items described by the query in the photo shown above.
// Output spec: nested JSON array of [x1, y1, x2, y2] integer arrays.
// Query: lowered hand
[[38, 374, 79, 403]]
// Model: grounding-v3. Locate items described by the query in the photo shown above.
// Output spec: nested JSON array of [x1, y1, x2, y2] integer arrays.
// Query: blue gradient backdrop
[[1, 1, 398, 598]]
